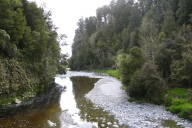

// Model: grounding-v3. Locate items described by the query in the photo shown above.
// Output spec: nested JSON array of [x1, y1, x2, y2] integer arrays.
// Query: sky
[[28, 0, 112, 56]]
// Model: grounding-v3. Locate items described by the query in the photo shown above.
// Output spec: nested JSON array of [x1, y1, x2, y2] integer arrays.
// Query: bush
[[167, 88, 189, 97], [164, 88, 192, 120], [0, 59, 39, 103], [171, 98, 188, 105], [128, 62, 166, 104], [167, 103, 192, 120], [0, 59, 29, 96], [116, 47, 144, 86]]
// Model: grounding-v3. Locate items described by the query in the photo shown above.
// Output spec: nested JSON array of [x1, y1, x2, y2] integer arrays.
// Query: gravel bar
[[64, 71, 192, 128]]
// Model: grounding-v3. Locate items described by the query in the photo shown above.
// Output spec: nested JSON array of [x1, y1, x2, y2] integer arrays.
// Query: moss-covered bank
[[0, 59, 55, 107]]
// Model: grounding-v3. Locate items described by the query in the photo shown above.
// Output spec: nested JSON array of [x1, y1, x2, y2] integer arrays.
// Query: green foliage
[[128, 63, 166, 104], [162, 10, 177, 35], [58, 54, 68, 74], [116, 47, 144, 85], [168, 103, 192, 120], [176, 0, 192, 25], [0, 59, 32, 97], [0, 97, 17, 106], [171, 26, 192, 88], [94, 69, 120, 79], [167, 88, 189, 97], [162, 120, 183, 128], [0, 29, 11, 56], [116, 53, 131, 84], [70, 0, 192, 117], [0, 0, 26, 44], [0, 0, 64, 106], [164, 88, 192, 120]]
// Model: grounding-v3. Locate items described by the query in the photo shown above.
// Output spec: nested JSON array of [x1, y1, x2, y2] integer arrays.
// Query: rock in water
[[74, 123, 98, 128], [47, 120, 56, 127], [14, 99, 22, 104], [63, 86, 67, 91], [101, 124, 105, 127]]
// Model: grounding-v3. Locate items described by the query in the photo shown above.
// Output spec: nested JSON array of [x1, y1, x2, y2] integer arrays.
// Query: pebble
[[84, 71, 192, 128], [47, 120, 56, 127], [102, 120, 106, 123], [64, 71, 192, 128], [14, 99, 22, 104], [107, 122, 112, 125], [100, 124, 105, 127], [113, 124, 119, 128]]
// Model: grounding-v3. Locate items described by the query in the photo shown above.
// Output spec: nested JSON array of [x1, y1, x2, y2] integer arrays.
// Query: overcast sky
[[28, 0, 112, 56]]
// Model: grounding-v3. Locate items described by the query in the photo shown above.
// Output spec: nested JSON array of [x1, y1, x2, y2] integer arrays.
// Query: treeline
[[70, 0, 192, 103], [0, 0, 64, 102]]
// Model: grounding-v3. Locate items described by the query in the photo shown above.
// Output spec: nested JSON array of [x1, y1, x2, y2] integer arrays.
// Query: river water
[[0, 71, 192, 128], [0, 73, 127, 128]]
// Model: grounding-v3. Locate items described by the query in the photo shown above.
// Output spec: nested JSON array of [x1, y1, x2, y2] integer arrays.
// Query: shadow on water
[[0, 85, 62, 128], [0, 76, 128, 128]]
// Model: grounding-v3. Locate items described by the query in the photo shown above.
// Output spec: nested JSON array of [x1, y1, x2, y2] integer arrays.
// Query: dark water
[[0, 76, 128, 128]]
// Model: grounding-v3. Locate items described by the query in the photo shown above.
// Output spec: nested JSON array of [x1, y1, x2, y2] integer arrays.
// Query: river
[[0, 71, 192, 128]]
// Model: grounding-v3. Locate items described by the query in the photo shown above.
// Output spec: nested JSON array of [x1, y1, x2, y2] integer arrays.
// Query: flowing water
[[0, 72, 192, 128], [0, 75, 128, 128]]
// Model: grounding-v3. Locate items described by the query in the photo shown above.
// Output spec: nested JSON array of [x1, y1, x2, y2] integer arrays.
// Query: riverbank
[[2, 71, 191, 128], [0, 83, 63, 117], [95, 69, 192, 121], [76, 71, 192, 128], [94, 69, 120, 79], [164, 88, 192, 120]]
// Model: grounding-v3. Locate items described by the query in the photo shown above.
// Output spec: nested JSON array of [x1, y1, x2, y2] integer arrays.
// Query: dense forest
[[70, 0, 192, 118], [0, 0, 65, 104]]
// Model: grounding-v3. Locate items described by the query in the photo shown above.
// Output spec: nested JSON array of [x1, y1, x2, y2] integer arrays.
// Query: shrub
[[164, 88, 192, 120], [171, 98, 188, 105], [168, 103, 192, 120], [129, 62, 166, 104], [167, 88, 189, 97], [116, 47, 144, 86], [0, 59, 37, 99]]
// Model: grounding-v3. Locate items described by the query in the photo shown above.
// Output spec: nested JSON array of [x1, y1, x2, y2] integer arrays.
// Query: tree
[[0, 0, 63, 100], [171, 26, 192, 88], [176, 0, 192, 25], [129, 62, 166, 104], [0, 29, 10, 54], [70, 0, 192, 104], [162, 10, 177, 35], [140, 12, 159, 63], [116, 47, 144, 85]]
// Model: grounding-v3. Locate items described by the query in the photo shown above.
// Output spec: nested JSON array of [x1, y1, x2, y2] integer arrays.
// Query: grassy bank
[[164, 88, 192, 120], [128, 87, 192, 120], [94, 69, 120, 79]]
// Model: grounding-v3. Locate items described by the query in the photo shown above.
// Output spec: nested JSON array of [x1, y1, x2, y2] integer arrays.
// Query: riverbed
[[0, 71, 192, 128]]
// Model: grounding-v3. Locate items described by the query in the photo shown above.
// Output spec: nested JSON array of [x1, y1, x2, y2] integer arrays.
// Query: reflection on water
[[58, 77, 82, 127], [0, 76, 128, 128], [57, 77, 98, 128]]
